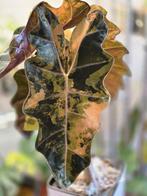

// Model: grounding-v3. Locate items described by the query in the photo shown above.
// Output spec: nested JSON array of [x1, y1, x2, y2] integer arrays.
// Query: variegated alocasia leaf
[[22, 3, 112, 187], [11, 69, 38, 136]]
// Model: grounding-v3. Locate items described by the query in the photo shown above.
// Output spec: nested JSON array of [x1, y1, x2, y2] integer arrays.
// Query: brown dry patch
[[25, 89, 45, 109], [69, 102, 107, 156]]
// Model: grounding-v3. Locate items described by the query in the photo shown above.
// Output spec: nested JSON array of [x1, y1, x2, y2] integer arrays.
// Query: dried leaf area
[[0, 0, 129, 188]]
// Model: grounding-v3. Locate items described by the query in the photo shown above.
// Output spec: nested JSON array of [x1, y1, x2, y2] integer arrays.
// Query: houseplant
[[0, 0, 130, 195]]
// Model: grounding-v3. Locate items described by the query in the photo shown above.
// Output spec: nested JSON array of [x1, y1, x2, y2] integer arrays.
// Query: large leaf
[[11, 69, 38, 136], [22, 3, 112, 187]]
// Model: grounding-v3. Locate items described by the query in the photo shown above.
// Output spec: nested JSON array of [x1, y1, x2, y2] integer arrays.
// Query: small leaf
[[11, 69, 38, 136]]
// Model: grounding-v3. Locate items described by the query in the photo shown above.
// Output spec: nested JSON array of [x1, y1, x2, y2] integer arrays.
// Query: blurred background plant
[[0, 134, 49, 196], [0, 0, 147, 195]]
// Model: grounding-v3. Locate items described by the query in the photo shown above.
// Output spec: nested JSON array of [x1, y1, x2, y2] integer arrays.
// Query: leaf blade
[[23, 4, 112, 187]]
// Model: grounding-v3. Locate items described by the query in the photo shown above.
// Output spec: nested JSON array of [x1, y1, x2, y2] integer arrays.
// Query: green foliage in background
[[0, 164, 21, 196], [127, 175, 147, 196], [0, 134, 50, 196], [119, 107, 147, 196], [18, 134, 50, 180]]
